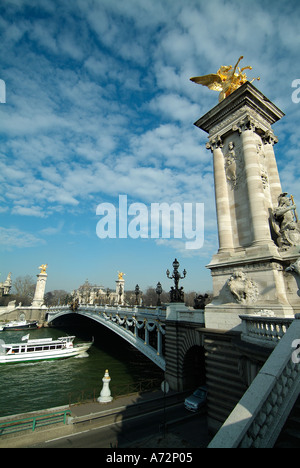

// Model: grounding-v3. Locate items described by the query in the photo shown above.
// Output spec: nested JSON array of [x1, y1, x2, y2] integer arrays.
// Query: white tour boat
[[0, 335, 93, 364], [0, 320, 39, 332]]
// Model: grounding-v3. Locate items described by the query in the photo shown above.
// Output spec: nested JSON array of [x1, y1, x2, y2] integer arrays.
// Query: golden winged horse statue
[[190, 56, 260, 102]]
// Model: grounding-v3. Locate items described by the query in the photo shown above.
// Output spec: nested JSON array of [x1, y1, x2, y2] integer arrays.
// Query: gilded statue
[[118, 271, 125, 280], [39, 264, 48, 274], [190, 56, 260, 102]]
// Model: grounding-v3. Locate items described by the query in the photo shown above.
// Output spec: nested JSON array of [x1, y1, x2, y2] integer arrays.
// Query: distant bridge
[[46, 304, 166, 370]]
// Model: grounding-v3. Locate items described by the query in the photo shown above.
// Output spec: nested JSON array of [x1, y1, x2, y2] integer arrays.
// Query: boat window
[[36, 347, 42, 351], [27, 347, 34, 352], [50, 345, 55, 350]]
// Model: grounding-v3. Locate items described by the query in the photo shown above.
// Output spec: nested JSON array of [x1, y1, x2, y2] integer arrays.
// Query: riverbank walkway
[[0, 389, 211, 448]]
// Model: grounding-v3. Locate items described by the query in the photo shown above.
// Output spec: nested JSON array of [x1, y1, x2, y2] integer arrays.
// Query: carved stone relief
[[224, 140, 244, 190], [256, 141, 269, 189], [226, 270, 259, 304]]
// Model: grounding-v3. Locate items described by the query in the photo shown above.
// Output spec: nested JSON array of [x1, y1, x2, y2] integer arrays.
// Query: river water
[[0, 316, 164, 418]]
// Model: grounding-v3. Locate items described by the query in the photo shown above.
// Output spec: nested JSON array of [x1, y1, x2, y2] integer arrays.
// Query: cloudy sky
[[1, 0, 300, 296]]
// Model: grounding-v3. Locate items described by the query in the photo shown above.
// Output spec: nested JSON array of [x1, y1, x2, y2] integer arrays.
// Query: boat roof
[[27, 336, 75, 344]]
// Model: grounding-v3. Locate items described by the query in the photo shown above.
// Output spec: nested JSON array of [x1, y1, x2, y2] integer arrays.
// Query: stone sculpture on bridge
[[272, 193, 300, 248], [39, 264, 48, 274], [227, 271, 259, 305]]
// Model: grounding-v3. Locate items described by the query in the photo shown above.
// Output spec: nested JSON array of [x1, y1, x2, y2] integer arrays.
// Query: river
[[0, 315, 164, 418]]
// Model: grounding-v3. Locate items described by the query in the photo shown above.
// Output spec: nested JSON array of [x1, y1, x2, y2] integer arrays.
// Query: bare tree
[[45, 290, 70, 306], [11, 275, 36, 306]]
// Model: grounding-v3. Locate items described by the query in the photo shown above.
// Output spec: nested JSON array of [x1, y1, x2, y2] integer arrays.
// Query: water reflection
[[0, 317, 163, 417]]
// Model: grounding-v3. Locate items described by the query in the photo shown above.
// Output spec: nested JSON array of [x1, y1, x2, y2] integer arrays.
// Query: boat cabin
[[2, 336, 75, 355]]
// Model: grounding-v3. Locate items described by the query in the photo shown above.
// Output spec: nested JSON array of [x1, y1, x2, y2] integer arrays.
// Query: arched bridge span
[[47, 305, 166, 370]]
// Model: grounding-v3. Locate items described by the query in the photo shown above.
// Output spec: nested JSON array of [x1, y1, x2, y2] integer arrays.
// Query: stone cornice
[[194, 82, 285, 135]]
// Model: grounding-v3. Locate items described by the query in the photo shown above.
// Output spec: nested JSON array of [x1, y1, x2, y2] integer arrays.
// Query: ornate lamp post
[[135, 284, 140, 305], [156, 282, 163, 306], [166, 258, 187, 303]]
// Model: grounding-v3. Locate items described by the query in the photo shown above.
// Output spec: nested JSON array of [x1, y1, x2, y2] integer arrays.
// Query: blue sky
[[1, 0, 300, 295]]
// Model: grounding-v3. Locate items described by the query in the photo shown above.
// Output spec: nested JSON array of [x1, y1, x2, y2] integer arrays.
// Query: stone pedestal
[[194, 82, 298, 330], [31, 272, 47, 308]]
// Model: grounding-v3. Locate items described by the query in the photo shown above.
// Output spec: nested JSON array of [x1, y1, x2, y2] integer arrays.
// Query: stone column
[[241, 126, 273, 246], [208, 137, 234, 253], [31, 267, 47, 308]]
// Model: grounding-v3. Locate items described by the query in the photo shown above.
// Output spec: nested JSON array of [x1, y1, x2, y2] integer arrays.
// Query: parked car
[[184, 386, 207, 412]]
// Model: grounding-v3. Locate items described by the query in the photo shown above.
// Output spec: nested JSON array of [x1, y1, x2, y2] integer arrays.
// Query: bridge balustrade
[[240, 314, 294, 348]]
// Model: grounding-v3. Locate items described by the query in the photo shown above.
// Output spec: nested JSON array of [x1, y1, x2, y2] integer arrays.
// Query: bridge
[[3, 83, 300, 447], [46, 301, 206, 392], [46, 304, 167, 370]]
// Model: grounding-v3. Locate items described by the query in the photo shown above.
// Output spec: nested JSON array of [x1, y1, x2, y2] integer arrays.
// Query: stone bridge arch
[[165, 322, 205, 392], [47, 306, 166, 370], [180, 334, 206, 390]]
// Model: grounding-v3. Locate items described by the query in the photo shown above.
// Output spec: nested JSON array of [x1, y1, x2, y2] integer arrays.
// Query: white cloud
[[149, 93, 201, 123], [11, 205, 47, 218], [0, 227, 45, 248], [39, 221, 64, 235], [1, 0, 300, 283]]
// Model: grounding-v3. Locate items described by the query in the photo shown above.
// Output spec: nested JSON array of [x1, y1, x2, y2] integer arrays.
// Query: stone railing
[[208, 317, 300, 448], [240, 314, 293, 348], [48, 303, 167, 319]]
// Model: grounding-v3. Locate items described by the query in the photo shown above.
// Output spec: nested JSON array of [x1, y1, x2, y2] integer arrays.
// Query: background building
[[0, 272, 12, 297]]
